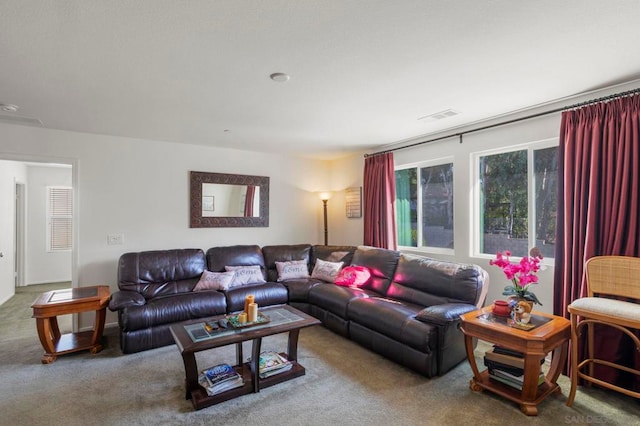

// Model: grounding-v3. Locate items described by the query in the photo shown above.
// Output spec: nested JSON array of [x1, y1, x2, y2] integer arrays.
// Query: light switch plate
[[107, 234, 124, 245]]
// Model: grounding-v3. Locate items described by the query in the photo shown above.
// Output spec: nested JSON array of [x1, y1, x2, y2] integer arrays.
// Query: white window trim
[[396, 156, 455, 255], [46, 186, 73, 253], [471, 138, 557, 266]]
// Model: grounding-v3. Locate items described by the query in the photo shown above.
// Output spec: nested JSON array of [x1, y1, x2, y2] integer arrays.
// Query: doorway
[[0, 156, 75, 323], [14, 182, 25, 287]]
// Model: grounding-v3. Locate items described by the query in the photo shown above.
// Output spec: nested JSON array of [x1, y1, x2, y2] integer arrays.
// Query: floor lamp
[[319, 192, 332, 245]]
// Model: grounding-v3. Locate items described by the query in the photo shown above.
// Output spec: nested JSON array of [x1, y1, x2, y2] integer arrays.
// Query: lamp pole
[[322, 199, 328, 245]]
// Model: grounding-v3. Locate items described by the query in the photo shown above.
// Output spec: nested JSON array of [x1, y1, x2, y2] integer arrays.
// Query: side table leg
[[49, 316, 61, 341], [90, 307, 107, 354], [181, 352, 199, 400], [548, 342, 568, 386], [520, 352, 544, 416], [36, 317, 58, 364], [287, 329, 300, 362], [463, 334, 482, 391], [251, 337, 263, 393]]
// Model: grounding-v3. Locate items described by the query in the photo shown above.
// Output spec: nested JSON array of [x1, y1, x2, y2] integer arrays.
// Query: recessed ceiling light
[[270, 73, 290, 83], [0, 104, 19, 113]]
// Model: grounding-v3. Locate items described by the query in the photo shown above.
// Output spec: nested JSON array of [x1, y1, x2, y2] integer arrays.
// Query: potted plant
[[489, 250, 542, 307]]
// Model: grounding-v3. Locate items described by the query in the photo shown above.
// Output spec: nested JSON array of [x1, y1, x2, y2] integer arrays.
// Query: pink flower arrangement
[[489, 250, 543, 305]]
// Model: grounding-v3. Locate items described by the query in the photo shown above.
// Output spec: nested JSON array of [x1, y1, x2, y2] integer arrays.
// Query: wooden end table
[[460, 305, 570, 416], [31, 285, 110, 364]]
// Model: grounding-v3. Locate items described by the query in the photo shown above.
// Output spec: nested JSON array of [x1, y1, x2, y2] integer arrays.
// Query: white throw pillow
[[275, 259, 310, 281], [225, 265, 266, 287], [311, 258, 344, 282], [193, 270, 235, 291]]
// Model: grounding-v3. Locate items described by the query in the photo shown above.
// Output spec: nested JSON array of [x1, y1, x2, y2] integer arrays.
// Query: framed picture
[[202, 196, 215, 212], [345, 187, 362, 218]]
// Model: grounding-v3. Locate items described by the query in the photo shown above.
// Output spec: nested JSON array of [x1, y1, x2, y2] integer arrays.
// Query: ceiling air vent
[[0, 114, 43, 126], [418, 109, 460, 122]]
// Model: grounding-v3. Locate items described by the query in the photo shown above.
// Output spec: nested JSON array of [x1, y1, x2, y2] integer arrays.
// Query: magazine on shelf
[[488, 368, 545, 390], [199, 363, 243, 395], [256, 351, 293, 378]]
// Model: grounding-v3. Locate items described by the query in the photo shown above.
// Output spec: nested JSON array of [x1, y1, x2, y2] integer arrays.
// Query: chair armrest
[[108, 290, 146, 311], [415, 303, 477, 326]]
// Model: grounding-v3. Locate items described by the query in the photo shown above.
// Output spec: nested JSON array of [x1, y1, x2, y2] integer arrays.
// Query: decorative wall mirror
[[190, 171, 269, 227]]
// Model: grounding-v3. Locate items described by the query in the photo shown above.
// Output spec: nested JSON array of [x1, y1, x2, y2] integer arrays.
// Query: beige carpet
[[1, 286, 638, 425]]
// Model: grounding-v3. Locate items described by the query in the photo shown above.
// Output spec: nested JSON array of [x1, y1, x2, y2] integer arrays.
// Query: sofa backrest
[[118, 249, 205, 299], [310, 245, 357, 271], [386, 254, 488, 308], [206, 245, 267, 279], [262, 244, 312, 282], [352, 246, 400, 294]]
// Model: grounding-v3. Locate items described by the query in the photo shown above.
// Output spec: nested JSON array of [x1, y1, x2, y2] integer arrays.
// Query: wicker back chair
[[566, 255, 640, 406]]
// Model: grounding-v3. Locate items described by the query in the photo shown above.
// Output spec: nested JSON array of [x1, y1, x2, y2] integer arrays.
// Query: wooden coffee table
[[31, 285, 110, 364], [460, 305, 570, 416], [170, 304, 321, 410]]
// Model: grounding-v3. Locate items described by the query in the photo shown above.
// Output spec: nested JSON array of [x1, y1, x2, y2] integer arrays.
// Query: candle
[[248, 302, 258, 322], [244, 295, 255, 314], [238, 312, 247, 323]]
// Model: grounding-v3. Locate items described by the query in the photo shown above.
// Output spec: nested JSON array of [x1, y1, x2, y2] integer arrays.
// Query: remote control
[[204, 321, 219, 332]]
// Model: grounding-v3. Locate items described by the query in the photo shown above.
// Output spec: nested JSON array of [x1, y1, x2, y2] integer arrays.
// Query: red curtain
[[363, 152, 397, 249], [244, 185, 255, 217], [554, 93, 640, 390]]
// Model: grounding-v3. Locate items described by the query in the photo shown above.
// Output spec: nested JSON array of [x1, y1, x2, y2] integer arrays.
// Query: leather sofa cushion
[[351, 246, 400, 294], [119, 291, 227, 332], [311, 245, 357, 269], [262, 244, 312, 282], [223, 281, 288, 313], [348, 297, 437, 353], [308, 283, 377, 318], [206, 245, 266, 278], [283, 277, 325, 302], [386, 254, 485, 307], [118, 249, 205, 299]]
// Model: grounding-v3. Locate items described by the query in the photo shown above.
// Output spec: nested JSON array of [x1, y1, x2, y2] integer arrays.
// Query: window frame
[[471, 137, 557, 264], [46, 186, 73, 253], [395, 156, 455, 255]]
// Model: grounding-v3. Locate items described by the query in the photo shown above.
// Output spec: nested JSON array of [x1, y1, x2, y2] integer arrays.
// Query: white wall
[[326, 153, 365, 246], [0, 160, 27, 304], [0, 124, 331, 328], [25, 165, 72, 284]]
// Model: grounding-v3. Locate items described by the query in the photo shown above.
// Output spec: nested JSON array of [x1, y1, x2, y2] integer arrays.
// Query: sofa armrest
[[108, 290, 146, 311], [415, 303, 477, 326], [415, 303, 478, 376]]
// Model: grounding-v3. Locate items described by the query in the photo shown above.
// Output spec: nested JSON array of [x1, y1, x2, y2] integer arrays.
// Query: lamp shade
[[318, 191, 332, 201]]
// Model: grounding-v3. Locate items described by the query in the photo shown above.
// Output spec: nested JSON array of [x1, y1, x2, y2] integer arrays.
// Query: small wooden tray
[[227, 312, 270, 329]]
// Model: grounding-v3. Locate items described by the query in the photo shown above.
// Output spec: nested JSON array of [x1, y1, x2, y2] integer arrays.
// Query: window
[[476, 142, 557, 258], [47, 187, 73, 252], [395, 161, 454, 250]]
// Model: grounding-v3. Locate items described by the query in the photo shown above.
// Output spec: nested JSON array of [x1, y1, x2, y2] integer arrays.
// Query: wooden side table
[[31, 285, 110, 364], [460, 305, 571, 416]]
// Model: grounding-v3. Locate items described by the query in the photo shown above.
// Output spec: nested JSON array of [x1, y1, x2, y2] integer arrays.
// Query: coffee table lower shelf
[[189, 361, 306, 410], [471, 370, 561, 415]]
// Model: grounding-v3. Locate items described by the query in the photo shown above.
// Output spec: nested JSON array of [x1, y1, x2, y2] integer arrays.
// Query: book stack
[[198, 363, 244, 396], [484, 346, 545, 390], [258, 351, 293, 378]]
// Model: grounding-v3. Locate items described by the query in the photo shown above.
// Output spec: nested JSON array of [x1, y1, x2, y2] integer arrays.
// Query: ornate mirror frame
[[190, 171, 270, 228]]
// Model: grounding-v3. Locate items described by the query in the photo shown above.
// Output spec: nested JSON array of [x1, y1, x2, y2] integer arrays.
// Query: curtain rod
[[364, 87, 640, 158]]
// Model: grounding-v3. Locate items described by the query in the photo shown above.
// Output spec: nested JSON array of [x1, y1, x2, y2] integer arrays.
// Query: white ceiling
[[1, 1, 640, 160]]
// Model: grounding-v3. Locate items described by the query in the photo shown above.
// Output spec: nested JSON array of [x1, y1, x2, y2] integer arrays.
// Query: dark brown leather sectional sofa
[[108, 244, 488, 377]]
